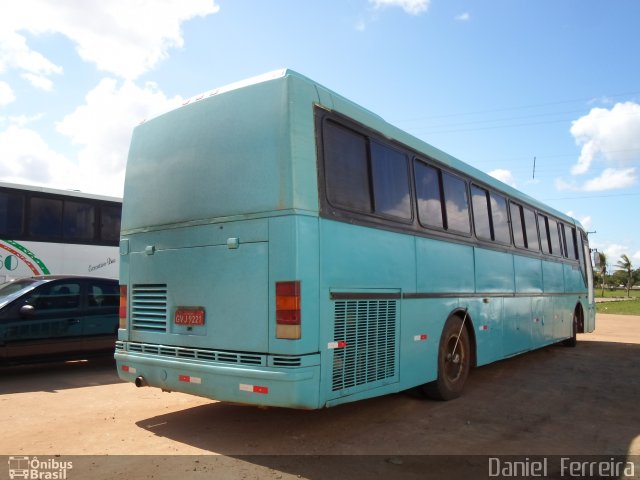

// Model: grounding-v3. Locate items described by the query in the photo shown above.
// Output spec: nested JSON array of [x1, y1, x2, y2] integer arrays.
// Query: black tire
[[562, 311, 578, 348], [422, 315, 471, 401]]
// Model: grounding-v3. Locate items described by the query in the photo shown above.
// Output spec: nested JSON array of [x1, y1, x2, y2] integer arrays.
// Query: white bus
[[0, 182, 121, 282]]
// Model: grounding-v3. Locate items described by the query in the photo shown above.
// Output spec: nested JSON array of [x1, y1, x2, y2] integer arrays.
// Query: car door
[[82, 280, 119, 352], [3, 280, 84, 360]]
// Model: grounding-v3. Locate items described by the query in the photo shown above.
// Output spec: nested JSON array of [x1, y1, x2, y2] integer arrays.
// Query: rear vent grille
[[272, 356, 303, 367], [125, 342, 265, 366], [332, 300, 397, 392], [131, 284, 168, 332]]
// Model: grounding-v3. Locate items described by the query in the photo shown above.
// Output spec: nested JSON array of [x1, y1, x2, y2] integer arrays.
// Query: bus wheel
[[422, 315, 471, 401], [562, 311, 578, 348]]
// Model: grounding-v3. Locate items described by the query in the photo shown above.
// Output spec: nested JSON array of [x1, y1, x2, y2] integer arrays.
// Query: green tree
[[615, 254, 634, 297], [597, 252, 607, 296]]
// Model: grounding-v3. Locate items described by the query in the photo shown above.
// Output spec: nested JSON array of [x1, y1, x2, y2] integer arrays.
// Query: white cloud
[[55, 78, 183, 196], [555, 167, 636, 192], [0, 81, 15, 106], [456, 12, 471, 21], [567, 211, 592, 231], [582, 168, 636, 191], [579, 215, 592, 231], [489, 169, 516, 187], [8, 114, 44, 127], [604, 244, 631, 264], [1, 0, 219, 83], [0, 125, 76, 187], [369, 0, 430, 15], [570, 102, 640, 175], [20, 73, 54, 91], [0, 31, 63, 86], [633, 251, 640, 264]]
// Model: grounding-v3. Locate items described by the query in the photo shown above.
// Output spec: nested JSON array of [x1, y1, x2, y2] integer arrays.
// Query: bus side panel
[[398, 297, 457, 390], [474, 248, 515, 293], [318, 220, 415, 289], [466, 297, 503, 366], [502, 297, 532, 356], [268, 215, 320, 356], [416, 238, 474, 293], [318, 219, 414, 404], [514, 255, 543, 294], [563, 263, 584, 294], [542, 260, 565, 293]]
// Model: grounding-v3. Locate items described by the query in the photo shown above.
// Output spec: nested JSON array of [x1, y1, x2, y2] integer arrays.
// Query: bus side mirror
[[593, 252, 601, 268], [19, 305, 36, 319]]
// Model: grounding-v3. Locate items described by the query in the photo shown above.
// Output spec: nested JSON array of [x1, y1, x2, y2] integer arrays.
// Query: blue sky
[[1, 0, 639, 268]]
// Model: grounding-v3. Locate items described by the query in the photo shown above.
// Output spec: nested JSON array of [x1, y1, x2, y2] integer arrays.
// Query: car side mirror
[[19, 304, 36, 319]]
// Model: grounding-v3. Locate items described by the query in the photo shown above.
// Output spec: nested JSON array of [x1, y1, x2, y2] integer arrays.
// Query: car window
[[0, 279, 38, 298], [88, 282, 119, 308], [30, 282, 81, 311]]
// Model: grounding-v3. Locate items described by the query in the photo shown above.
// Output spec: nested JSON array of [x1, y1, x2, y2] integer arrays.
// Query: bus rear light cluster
[[276, 281, 301, 339], [119, 285, 128, 329]]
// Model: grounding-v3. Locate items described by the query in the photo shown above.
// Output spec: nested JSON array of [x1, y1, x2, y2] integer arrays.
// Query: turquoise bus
[[115, 70, 595, 409]]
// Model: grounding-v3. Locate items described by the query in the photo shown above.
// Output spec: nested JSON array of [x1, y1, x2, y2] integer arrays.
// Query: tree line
[[594, 253, 640, 297]]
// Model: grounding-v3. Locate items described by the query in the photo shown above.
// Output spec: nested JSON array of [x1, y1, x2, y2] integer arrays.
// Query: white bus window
[[0, 191, 24, 236], [30, 197, 62, 238], [64, 201, 96, 242], [100, 205, 121, 243]]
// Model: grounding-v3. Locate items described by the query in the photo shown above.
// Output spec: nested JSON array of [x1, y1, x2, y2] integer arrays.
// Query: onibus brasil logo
[[8, 456, 73, 479]]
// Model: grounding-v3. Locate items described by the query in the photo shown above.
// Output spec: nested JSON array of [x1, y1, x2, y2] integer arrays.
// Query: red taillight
[[276, 281, 301, 339], [119, 285, 127, 329]]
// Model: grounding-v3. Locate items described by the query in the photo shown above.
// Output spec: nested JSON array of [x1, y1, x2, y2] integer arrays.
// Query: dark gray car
[[0, 276, 118, 364]]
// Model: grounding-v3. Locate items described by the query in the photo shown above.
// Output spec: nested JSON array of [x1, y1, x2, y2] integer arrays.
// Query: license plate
[[175, 308, 205, 326]]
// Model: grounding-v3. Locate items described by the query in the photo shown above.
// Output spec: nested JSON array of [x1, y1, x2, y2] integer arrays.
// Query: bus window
[[370, 141, 411, 220], [414, 161, 444, 229], [442, 172, 470, 234], [570, 227, 579, 259], [548, 218, 562, 256], [523, 207, 539, 251], [538, 214, 551, 254], [558, 223, 568, 257], [0, 191, 24, 237], [471, 185, 491, 240], [100, 205, 121, 243], [64, 201, 96, 242], [323, 121, 371, 213], [30, 197, 63, 238], [510, 202, 525, 248], [490, 192, 510, 244]]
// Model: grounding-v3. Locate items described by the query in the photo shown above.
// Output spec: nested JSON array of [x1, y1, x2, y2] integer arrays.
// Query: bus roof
[[0, 181, 121, 203], [131, 69, 581, 230]]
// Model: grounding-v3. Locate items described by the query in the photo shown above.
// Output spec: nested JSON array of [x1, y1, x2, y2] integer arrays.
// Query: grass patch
[[596, 299, 640, 316], [595, 288, 640, 299]]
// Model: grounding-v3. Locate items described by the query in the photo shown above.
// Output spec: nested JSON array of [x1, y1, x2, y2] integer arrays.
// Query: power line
[[395, 89, 640, 122], [540, 192, 640, 201]]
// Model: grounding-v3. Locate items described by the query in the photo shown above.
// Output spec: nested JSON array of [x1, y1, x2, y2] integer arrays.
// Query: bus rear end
[[115, 71, 323, 409]]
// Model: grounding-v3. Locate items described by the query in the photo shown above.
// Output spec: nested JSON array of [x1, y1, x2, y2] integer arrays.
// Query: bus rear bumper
[[114, 349, 322, 409]]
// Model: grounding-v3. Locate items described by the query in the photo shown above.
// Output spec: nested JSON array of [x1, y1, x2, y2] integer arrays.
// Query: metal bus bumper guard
[[115, 344, 321, 409]]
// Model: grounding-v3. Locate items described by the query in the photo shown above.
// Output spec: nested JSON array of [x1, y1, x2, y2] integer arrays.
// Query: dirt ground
[[1, 313, 639, 479]]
